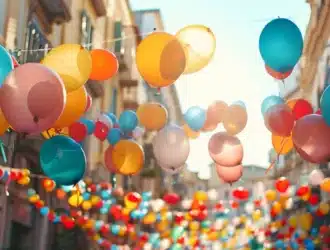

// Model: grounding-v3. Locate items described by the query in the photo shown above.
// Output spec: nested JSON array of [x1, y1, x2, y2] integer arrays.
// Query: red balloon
[[127, 192, 141, 203], [296, 185, 310, 197], [308, 194, 319, 206], [275, 177, 290, 193], [163, 193, 180, 205], [68, 122, 88, 142], [291, 99, 313, 120], [94, 121, 109, 141], [265, 65, 293, 80], [264, 104, 294, 136], [232, 187, 249, 200], [292, 114, 330, 163]]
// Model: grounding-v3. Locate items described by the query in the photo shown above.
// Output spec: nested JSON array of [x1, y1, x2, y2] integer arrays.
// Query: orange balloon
[[136, 32, 186, 88], [321, 178, 330, 192], [89, 49, 118, 81], [272, 134, 293, 154], [223, 104, 248, 135], [112, 140, 144, 175], [53, 86, 87, 129], [137, 103, 168, 130], [286, 99, 298, 110], [183, 123, 199, 139]]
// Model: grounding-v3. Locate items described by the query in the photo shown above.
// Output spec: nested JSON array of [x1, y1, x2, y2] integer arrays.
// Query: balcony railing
[[90, 0, 107, 17], [85, 80, 105, 98], [37, 0, 71, 25]]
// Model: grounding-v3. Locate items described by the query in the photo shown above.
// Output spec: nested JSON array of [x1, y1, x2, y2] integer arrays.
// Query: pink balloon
[[85, 94, 92, 112], [216, 164, 243, 184], [292, 114, 330, 163], [104, 145, 117, 173], [208, 132, 243, 166], [264, 104, 294, 137], [0, 63, 66, 134], [206, 101, 228, 125]]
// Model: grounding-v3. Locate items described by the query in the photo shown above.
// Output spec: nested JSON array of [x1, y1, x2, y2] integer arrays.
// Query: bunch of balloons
[[259, 18, 303, 79]]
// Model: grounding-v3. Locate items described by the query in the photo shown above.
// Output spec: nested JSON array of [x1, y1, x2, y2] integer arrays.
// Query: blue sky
[[130, 0, 311, 169]]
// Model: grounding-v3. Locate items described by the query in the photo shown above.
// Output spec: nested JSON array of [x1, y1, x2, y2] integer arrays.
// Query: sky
[[130, 0, 311, 170]]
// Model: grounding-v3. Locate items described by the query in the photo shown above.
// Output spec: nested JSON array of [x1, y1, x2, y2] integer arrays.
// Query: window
[[113, 21, 122, 54], [24, 19, 50, 63], [110, 88, 117, 115], [0, 0, 7, 37], [81, 11, 93, 47]]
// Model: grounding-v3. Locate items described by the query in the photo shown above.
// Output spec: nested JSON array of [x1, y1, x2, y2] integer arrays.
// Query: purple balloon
[[0, 63, 66, 133]]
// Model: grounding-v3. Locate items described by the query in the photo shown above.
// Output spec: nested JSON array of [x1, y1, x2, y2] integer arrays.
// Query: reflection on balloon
[[112, 140, 144, 175], [0, 63, 66, 134], [41, 44, 92, 92], [153, 124, 190, 168], [54, 86, 87, 129], [176, 25, 216, 74], [208, 132, 243, 166], [136, 32, 186, 88], [215, 164, 243, 184], [271, 134, 293, 155], [137, 103, 168, 131], [223, 104, 247, 135]]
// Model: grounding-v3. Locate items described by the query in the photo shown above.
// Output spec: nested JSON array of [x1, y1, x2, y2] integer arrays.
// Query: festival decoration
[[137, 102, 168, 131], [215, 164, 243, 184], [184, 106, 207, 131], [261, 95, 284, 116], [265, 65, 292, 80], [259, 18, 303, 73], [287, 98, 313, 120], [118, 110, 138, 133], [271, 134, 293, 155], [89, 49, 118, 81], [222, 103, 247, 135], [320, 84, 330, 125], [136, 32, 186, 88], [0, 63, 66, 133], [175, 25, 216, 74], [204, 100, 228, 128], [0, 45, 14, 86], [182, 124, 200, 139], [264, 103, 294, 136]]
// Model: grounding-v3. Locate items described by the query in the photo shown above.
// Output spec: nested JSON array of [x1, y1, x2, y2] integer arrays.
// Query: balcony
[[122, 100, 139, 110], [37, 0, 71, 25], [85, 80, 105, 98], [119, 79, 138, 88], [116, 53, 128, 72], [90, 0, 107, 17]]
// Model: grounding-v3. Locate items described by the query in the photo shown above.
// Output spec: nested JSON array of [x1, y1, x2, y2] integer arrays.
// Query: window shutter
[[114, 21, 122, 53], [110, 88, 117, 114]]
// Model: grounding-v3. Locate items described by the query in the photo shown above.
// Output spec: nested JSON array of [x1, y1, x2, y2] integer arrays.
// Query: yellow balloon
[[320, 202, 330, 214], [252, 210, 261, 221], [29, 194, 40, 203], [41, 44, 92, 92], [143, 212, 157, 225], [68, 194, 83, 207], [18, 176, 30, 186], [298, 213, 312, 231], [175, 25, 216, 74], [53, 86, 87, 128], [112, 140, 144, 175], [183, 123, 200, 139], [194, 191, 208, 202], [0, 108, 9, 135], [82, 201, 92, 211], [91, 195, 101, 205], [137, 103, 168, 131], [321, 177, 330, 192], [265, 189, 277, 202], [288, 215, 297, 227], [136, 32, 186, 88], [189, 221, 200, 231]]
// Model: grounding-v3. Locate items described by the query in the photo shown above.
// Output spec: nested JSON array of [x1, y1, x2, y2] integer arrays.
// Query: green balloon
[[171, 226, 185, 241], [170, 243, 183, 250]]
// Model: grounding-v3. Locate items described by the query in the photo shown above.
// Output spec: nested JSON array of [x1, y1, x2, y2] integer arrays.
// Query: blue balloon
[[0, 45, 14, 87], [320, 85, 330, 125], [232, 100, 246, 109], [82, 192, 91, 200], [40, 135, 86, 186], [100, 190, 111, 200], [142, 191, 152, 201], [111, 224, 120, 235], [107, 128, 122, 145], [261, 95, 284, 116], [259, 18, 303, 73], [105, 112, 118, 124], [40, 206, 49, 216], [79, 118, 95, 134], [61, 185, 73, 192], [100, 207, 108, 214], [118, 110, 138, 132], [184, 106, 206, 131]]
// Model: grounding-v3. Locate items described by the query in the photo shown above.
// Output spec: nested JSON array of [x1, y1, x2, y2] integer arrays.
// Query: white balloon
[[308, 169, 324, 186], [97, 113, 113, 128], [207, 189, 218, 201], [133, 126, 145, 139], [244, 202, 254, 214], [153, 124, 190, 168], [150, 199, 164, 212], [181, 199, 192, 210]]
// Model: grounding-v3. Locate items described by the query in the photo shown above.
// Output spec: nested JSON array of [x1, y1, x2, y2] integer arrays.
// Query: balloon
[[0, 45, 14, 87], [275, 177, 290, 193], [68, 194, 83, 207], [264, 104, 294, 136], [41, 44, 92, 92], [320, 85, 330, 125], [118, 110, 138, 132], [261, 95, 284, 116], [308, 169, 324, 186], [68, 122, 88, 142], [79, 118, 95, 134], [40, 135, 86, 185], [175, 25, 216, 74], [290, 99, 313, 120], [222, 104, 248, 135], [259, 18, 303, 73], [215, 164, 243, 184], [272, 134, 293, 154], [112, 140, 144, 175], [182, 124, 200, 139], [89, 49, 118, 81], [184, 106, 206, 131], [0, 108, 9, 135], [265, 65, 293, 80], [160, 164, 185, 175], [125, 192, 142, 210], [97, 113, 113, 129], [0, 63, 66, 134], [292, 114, 330, 163], [201, 120, 218, 132], [132, 126, 145, 139], [153, 124, 190, 168], [105, 113, 118, 124], [11, 56, 19, 68], [321, 178, 330, 192], [265, 189, 277, 202], [163, 193, 180, 205], [208, 132, 243, 166], [206, 101, 228, 125], [53, 86, 87, 128], [136, 32, 186, 88], [137, 103, 168, 131], [85, 95, 92, 112], [107, 128, 122, 145], [94, 121, 109, 141]]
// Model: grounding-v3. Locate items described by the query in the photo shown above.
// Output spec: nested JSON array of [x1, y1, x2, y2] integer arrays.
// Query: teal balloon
[[184, 106, 206, 131], [259, 18, 303, 73], [40, 135, 86, 186], [118, 110, 138, 132], [171, 226, 184, 241], [0, 45, 14, 87], [40, 206, 49, 216], [261, 95, 284, 116], [170, 244, 182, 250], [107, 128, 122, 145], [106, 112, 118, 124], [232, 100, 246, 109], [320, 85, 330, 125], [79, 118, 95, 134]]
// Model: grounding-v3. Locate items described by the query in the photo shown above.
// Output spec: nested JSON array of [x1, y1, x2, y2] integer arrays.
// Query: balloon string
[[265, 137, 286, 174]]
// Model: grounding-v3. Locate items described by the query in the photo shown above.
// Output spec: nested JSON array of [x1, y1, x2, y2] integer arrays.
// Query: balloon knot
[[33, 116, 39, 123]]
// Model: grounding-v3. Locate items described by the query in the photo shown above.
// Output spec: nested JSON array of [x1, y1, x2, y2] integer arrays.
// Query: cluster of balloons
[[136, 25, 216, 90], [259, 18, 303, 79]]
